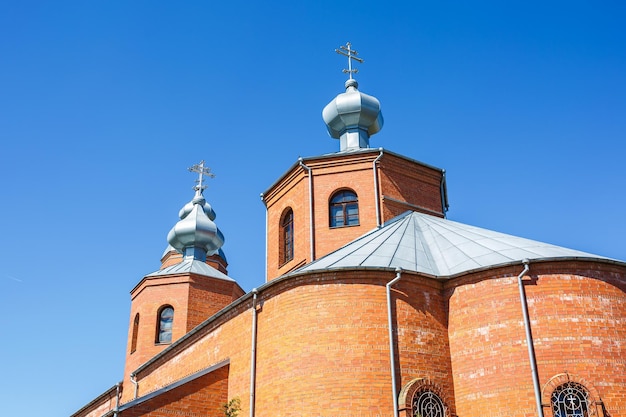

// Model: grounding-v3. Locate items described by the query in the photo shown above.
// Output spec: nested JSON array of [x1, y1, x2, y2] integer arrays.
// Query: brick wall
[[393, 276, 457, 416], [82, 260, 624, 417], [123, 269, 458, 417], [378, 153, 445, 221], [446, 261, 626, 417], [187, 277, 245, 330], [70, 384, 119, 417], [263, 150, 445, 281], [122, 273, 243, 404], [121, 366, 229, 417]]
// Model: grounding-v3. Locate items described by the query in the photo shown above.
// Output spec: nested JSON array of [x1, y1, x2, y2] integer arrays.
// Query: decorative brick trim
[[398, 377, 454, 417], [542, 372, 603, 416]]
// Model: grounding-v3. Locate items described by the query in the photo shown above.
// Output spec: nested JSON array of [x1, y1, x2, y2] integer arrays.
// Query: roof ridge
[[294, 210, 621, 278], [410, 214, 444, 275]]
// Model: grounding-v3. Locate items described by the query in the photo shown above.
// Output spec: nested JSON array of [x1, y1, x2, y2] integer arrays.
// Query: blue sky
[[1, 1, 625, 416]]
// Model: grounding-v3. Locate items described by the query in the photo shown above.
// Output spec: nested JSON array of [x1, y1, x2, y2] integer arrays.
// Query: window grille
[[412, 389, 446, 417], [551, 381, 591, 417]]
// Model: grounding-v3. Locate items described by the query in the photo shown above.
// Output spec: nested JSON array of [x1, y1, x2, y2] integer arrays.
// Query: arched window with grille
[[280, 208, 294, 265], [412, 389, 447, 417], [329, 189, 359, 228], [130, 313, 139, 353], [156, 305, 174, 344], [551, 381, 591, 417]]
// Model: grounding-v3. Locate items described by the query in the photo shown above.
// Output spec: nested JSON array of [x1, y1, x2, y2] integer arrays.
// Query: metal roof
[[146, 259, 235, 282], [295, 211, 616, 278]]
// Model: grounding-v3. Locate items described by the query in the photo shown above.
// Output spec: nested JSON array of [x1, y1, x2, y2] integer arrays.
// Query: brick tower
[[261, 44, 448, 281], [121, 161, 244, 403]]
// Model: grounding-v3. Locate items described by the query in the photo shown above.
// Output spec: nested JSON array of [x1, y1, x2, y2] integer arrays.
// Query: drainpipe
[[298, 158, 315, 261], [386, 267, 402, 417], [113, 382, 121, 417], [260, 193, 267, 282], [517, 259, 544, 417], [130, 373, 138, 399], [372, 148, 384, 227], [439, 169, 448, 217], [249, 289, 259, 417]]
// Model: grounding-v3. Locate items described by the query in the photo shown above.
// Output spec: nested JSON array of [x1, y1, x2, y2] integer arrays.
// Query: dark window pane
[[330, 190, 358, 228], [330, 206, 344, 227], [131, 313, 140, 353], [281, 209, 294, 264], [158, 307, 174, 344], [346, 203, 359, 225]]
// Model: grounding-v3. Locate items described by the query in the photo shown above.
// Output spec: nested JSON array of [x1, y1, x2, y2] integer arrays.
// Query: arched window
[[280, 208, 294, 265], [551, 381, 591, 417], [130, 313, 139, 353], [156, 306, 174, 344], [412, 389, 447, 417], [329, 190, 359, 227]]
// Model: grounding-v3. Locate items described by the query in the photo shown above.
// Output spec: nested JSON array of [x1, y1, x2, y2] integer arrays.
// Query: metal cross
[[188, 160, 215, 192], [335, 42, 363, 79]]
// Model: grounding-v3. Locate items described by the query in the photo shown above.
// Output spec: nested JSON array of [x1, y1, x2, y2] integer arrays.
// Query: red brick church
[[72, 44, 626, 417]]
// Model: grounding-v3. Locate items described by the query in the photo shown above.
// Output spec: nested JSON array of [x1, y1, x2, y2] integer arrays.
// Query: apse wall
[[446, 260, 626, 417], [251, 269, 455, 417]]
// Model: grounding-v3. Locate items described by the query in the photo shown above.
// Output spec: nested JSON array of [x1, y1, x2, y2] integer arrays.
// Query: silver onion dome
[[178, 193, 216, 221], [322, 43, 383, 152], [322, 79, 384, 151], [166, 161, 225, 262]]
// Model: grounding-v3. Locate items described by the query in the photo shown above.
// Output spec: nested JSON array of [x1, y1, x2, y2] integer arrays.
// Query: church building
[[71, 44, 626, 417]]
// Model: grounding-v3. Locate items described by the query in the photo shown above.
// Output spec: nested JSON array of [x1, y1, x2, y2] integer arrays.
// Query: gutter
[[386, 267, 402, 417], [113, 382, 121, 417], [249, 289, 259, 417], [119, 360, 230, 413], [517, 259, 544, 417], [440, 169, 449, 217], [130, 373, 138, 400]]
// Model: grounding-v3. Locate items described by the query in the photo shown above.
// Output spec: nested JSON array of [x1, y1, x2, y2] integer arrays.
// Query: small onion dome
[[178, 193, 217, 221], [322, 78, 384, 151], [167, 199, 224, 262]]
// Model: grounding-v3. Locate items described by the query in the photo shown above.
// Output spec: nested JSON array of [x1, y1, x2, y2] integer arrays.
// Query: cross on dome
[[167, 160, 224, 262], [323, 42, 383, 151], [335, 42, 363, 80], [188, 160, 215, 194]]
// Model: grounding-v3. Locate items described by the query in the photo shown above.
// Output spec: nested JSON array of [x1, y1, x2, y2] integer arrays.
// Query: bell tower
[[121, 161, 244, 402], [261, 43, 448, 281]]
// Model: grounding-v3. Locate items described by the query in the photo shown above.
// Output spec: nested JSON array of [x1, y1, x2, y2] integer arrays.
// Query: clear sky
[[1, 1, 625, 416]]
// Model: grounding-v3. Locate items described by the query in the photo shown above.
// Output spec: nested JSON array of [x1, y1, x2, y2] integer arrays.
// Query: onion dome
[[178, 193, 216, 221], [322, 43, 383, 151], [166, 161, 224, 262]]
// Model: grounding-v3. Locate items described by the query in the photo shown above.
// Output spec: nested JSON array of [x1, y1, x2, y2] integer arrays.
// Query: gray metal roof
[[146, 259, 235, 282], [295, 211, 617, 278]]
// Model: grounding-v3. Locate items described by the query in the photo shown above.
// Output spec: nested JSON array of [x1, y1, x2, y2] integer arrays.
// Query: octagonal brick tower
[[262, 45, 448, 281], [121, 161, 244, 403]]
